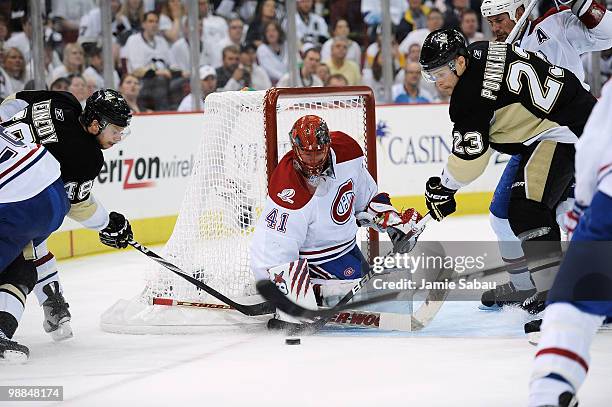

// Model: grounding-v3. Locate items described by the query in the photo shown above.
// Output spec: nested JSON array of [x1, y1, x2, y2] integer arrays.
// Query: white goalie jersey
[[517, 7, 612, 88], [249, 131, 377, 281]]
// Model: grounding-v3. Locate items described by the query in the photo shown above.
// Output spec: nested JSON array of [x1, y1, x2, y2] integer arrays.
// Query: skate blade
[[478, 304, 502, 311], [0, 350, 28, 364], [527, 331, 541, 346], [49, 322, 74, 342]]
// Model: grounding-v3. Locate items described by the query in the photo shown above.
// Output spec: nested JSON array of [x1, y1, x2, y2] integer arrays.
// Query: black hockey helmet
[[81, 89, 132, 130], [419, 29, 468, 81]]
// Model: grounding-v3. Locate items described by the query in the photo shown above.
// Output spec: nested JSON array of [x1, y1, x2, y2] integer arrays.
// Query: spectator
[[123, 11, 173, 110], [328, 73, 349, 87], [0, 15, 10, 48], [170, 17, 208, 76], [160, 0, 185, 44], [245, 0, 278, 48], [178, 65, 218, 111], [365, 26, 405, 69], [200, 0, 229, 49], [222, 43, 271, 90], [5, 15, 32, 61], [460, 9, 485, 44], [49, 43, 85, 85], [3, 47, 25, 93], [442, 0, 470, 31], [361, 0, 408, 27], [256, 21, 288, 84], [50, 77, 70, 92], [396, 0, 431, 42], [399, 8, 444, 54], [291, 0, 328, 46], [320, 19, 361, 68], [405, 43, 421, 63], [84, 75, 97, 96], [83, 46, 120, 90], [316, 62, 331, 86], [277, 47, 323, 87], [325, 37, 361, 86], [52, 0, 95, 43], [362, 50, 398, 103], [215, 45, 241, 89], [213, 17, 246, 68], [67, 74, 89, 108], [119, 73, 145, 113], [78, 0, 130, 47], [392, 62, 433, 104], [117, 0, 145, 41], [0, 62, 14, 100]]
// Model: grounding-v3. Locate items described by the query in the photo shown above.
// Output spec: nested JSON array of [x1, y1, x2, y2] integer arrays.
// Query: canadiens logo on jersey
[[331, 179, 355, 225]]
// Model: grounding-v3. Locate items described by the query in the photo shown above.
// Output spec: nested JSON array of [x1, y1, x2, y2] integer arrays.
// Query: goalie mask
[[289, 115, 331, 179]]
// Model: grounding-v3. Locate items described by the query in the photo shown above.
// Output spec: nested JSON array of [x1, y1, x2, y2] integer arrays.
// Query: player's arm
[[425, 120, 492, 221], [566, 0, 612, 51], [249, 197, 309, 282], [574, 81, 612, 206], [65, 181, 133, 249]]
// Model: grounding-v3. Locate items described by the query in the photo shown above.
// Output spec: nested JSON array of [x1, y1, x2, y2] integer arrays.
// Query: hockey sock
[[529, 303, 605, 406], [508, 266, 535, 291], [490, 215, 536, 291], [32, 242, 61, 306]]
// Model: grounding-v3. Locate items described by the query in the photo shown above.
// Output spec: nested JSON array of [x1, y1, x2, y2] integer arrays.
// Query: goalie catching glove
[[356, 193, 425, 253], [425, 176, 457, 221], [99, 211, 133, 249]]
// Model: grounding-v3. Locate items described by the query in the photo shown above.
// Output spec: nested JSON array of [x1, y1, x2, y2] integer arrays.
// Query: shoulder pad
[[269, 152, 314, 210], [330, 131, 363, 164], [529, 6, 570, 34]]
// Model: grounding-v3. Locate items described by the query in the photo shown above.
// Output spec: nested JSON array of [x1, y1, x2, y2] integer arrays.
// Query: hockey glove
[[99, 212, 133, 249], [387, 208, 425, 254], [425, 176, 457, 221], [356, 192, 396, 233], [571, 0, 606, 28], [563, 202, 587, 241]]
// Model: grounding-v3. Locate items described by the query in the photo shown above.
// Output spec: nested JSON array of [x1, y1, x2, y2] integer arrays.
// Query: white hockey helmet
[[481, 0, 527, 23]]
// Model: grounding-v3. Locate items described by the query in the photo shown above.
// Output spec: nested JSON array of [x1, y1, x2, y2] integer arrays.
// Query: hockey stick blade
[[128, 240, 275, 316], [256, 280, 398, 320]]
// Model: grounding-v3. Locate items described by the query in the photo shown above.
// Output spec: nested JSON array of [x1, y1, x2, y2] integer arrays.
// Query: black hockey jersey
[[446, 41, 596, 185], [1, 91, 103, 204]]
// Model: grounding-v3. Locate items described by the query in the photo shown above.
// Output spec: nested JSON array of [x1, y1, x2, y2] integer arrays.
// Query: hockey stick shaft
[[506, 0, 540, 44], [268, 213, 433, 333], [128, 240, 275, 316]]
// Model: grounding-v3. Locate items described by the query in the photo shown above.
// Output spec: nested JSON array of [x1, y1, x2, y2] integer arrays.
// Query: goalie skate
[[0, 333, 29, 364], [479, 282, 536, 310], [42, 282, 73, 341]]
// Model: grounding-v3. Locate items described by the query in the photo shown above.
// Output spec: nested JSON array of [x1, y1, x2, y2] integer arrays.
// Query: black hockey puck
[[285, 337, 301, 345]]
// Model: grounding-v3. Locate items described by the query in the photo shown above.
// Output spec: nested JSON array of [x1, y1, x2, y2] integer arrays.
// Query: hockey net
[[101, 87, 376, 333]]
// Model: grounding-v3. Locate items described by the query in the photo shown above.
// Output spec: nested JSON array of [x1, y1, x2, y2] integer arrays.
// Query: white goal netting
[[101, 88, 375, 333]]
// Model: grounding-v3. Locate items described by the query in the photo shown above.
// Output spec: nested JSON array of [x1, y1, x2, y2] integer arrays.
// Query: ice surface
[[2, 216, 611, 406]]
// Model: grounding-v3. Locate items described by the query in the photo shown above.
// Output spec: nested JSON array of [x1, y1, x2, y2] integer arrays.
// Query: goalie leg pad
[[268, 260, 318, 324], [529, 303, 604, 406]]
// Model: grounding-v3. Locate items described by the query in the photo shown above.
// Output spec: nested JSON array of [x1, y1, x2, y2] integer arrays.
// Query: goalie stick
[[128, 240, 275, 317], [258, 214, 433, 334]]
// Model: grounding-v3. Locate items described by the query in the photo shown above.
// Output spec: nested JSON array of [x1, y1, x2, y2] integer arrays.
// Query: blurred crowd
[[0, 0, 610, 112]]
